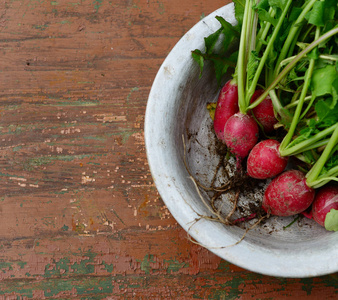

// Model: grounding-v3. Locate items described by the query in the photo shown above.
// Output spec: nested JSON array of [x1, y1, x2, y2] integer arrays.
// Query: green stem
[[285, 96, 312, 109], [255, 7, 275, 54], [273, 0, 317, 77], [296, 139, 329, 154], [320, 165, 338, 179], [306, 125, 338, 187], [237, 0, 253, 114], [246, 0, 293, 108], [268, 89, 291, 122], [280, 124, 337, 157], [310, 176, 338, 189], [280, 27, 320, 151], [247, 27, 338, 111]]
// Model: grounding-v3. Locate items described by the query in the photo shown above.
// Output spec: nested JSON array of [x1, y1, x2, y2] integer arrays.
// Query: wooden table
[[0, 0, 337, 298]]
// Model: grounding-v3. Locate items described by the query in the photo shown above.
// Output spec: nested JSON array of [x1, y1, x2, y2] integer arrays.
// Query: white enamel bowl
[[144, 3, 338, 278]]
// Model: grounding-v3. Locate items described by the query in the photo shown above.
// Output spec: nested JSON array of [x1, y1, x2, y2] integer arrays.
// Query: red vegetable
[[224, 113, 259, 158], [250, 90, 277, 133], [247, 139, 288, 179], [312, 184, 338, 227], [213, 79, 239, 142], [262, 170, 315, 216]]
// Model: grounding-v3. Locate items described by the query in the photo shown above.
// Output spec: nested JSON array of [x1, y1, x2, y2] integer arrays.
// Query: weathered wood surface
[[0, 0, 337, 298]]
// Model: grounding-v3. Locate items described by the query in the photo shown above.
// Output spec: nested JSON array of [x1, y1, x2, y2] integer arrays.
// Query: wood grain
[[0, 0, 337, 298]]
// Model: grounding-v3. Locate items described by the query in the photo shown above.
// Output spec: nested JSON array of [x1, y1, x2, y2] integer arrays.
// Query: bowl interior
[[145, 3, 338, 278]]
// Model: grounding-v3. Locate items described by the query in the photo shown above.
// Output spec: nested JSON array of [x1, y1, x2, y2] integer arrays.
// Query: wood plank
[[1, 0, 338, 298]]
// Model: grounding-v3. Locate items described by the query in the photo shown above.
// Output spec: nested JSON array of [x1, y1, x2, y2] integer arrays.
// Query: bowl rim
[[144, 3, 338, 278]]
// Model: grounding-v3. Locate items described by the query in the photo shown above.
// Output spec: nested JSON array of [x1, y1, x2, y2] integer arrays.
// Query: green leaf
[[233, 0, 246, 25], [268, 0, 288, 11], [191, 50, 204, 77], [321, 149, 338, 174], [287, 119, 319, 150], [307, 47, 319, 60], [215, 16, 240, 38], [204, 28, 222, 54], [332, 77, 338, 105], [256, 8, 278, 27], [324, 0, 338, 22], [315, 99, 338, 127], [311, 64, 338, 98], [255, 0, 269, 11], [289, 6, 302, 22], [324, 209, 338, 231], [247, 50, 260, 87], [212, 58, 230, 85], [305, 1, 325, 27]]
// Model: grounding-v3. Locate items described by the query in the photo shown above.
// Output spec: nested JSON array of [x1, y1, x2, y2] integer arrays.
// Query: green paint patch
[[87, 162, 101, 165], [76, 277, 113, 295], [33, 24, 49, 31], [83, 136, 106, 141], [217, 260, 231, 271], [93, 0, 103, 12], [45, 96, 99, 107], [102, 261, 114, 273], [200, 13, 206, 20], [42, 216, 56, 228], [44, 281, 74, 298], [117, 130, 138, 144], [44, 258, 70, 278], [52, 100, 99, 106], [139, 254, 156, 275], [0, 277, 114, 298], [71, 250, 96, 275], [157, 2, 165, 15], [8, 124, 22, 134], [61, 224, 69, 231], [0, 262, 13, 273], [13, 145, 23, 152], [4, 104, 20, 110], [54, 189, 70, 195], [24, 154, 92, 170], [164, 259, 188, 274], [126, 87, 139, 103], [301, 277, 314, 295], [77, 81, 95, 84], [51, 1, 58, 5], [0, 172, 25, 179]]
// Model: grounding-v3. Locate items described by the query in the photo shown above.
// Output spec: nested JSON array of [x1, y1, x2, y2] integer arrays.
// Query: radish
[[213, 79, 239, 142], [262, 170, 315, 217], [250, 90, 277, 133], [224, 113, 259, 159], [192, 0, 338, 231], [247, 139, 288, 179], [311, 184, 338, 228]]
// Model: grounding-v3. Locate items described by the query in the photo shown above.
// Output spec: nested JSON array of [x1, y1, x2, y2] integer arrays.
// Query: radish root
[[182, 134, 267, 248]]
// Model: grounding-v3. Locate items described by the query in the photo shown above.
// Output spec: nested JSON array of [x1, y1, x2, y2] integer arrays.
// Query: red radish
[[247, 139, 288, 179], [301, 208, 313, 219], [224, 113, 259, 158], [262, 170, 315, 216], [311, 184, 338, 227], [250, 90, 277, 133], [213, 79, 239, 142]]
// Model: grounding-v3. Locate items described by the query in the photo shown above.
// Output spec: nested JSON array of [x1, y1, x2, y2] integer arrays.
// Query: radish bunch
[[193, 0, 338, 231]]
